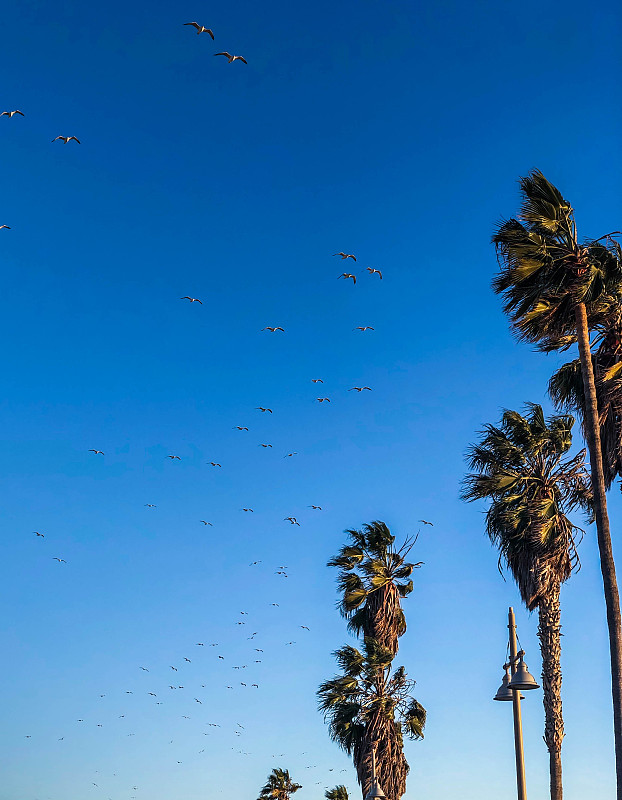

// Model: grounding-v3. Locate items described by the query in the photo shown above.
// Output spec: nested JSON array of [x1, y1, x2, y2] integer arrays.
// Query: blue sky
[[1, 0, 621, 798]]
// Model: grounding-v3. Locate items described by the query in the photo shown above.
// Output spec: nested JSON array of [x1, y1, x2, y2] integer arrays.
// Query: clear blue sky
[[1, 0, 621, 798]]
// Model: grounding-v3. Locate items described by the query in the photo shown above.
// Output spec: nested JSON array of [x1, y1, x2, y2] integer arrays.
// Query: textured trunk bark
[[575, 302, 622, 799], [356, 711, 409, 800], [538, 588, 564, 800]]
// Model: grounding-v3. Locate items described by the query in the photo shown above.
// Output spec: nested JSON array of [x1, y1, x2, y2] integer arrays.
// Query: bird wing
[[184, 22, 201, 28], [214, 52, 231, 57], [235, 56, 248, 63], [207, 29, 215, 39]]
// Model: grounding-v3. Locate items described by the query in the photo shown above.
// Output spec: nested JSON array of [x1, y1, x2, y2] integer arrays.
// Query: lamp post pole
[[508, 606, 527, 800]]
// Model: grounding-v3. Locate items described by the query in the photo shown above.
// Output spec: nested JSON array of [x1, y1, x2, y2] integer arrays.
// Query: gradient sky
[[2, 1, 622, 799]]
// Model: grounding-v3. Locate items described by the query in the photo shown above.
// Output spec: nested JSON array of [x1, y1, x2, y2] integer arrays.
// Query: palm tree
[[325, 786, 349, 800], [258, 768, 302, 800], [462, 404, 591, 800], [492, 170, 622, 797], [549, 307, 622, 489], [318, 637, 426, 800], [327, 522, 422, 656]]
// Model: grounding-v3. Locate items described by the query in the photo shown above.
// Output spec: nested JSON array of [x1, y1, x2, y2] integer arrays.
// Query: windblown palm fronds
[[325, 786, 349, 800], [328, 521, 422, 655], [318, 637, 425, 800], [258, 768, 301, 800]]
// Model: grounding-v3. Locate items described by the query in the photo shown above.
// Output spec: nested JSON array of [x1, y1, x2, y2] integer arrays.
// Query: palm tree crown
[[461, 403, 590, 609], [318, 637, 425, 800], [328, 521, 422, 655], [325, 786, 349, 800], [258, 768, 302, 800]]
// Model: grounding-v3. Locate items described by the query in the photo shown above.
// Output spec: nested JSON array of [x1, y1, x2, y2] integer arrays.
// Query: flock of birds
[[1, 15, 432, 800]]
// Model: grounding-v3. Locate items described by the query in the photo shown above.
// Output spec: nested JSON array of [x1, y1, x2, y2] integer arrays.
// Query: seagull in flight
[[52, 136, 80, 143], [1, 110, 24, 117], [167, 455, 181, 460], [242, 508, 254, 512], [349, 386, 372, 392], [234, 426, 249, 431], [180, 296, 202, 304], [200, 520, 213, 526], [249, 560, 262, 565], [184, 22, 214, 38], [89, 449, 104, 455], [309, 505, 322, 510], [284, 517, 300, 525], [366, 268, 383, 279], [259, 443, 273, 448], [333, 252, 356, 261], [301, 626, 310, 630], [208, 462, 222, 467], [34, 531, 44, 537], [419, 519, 434, 526], [262, 327, 284, 332], [338, 273, 356, 284], [144, 504, 156, 507], [140, 667, 149, 671], [353, 326, 374, 331], [316, 397, 330, 403], [52, 557, 67, 563], [311, 378, 324, 383], [0, 225, 10, 229], [283, 452, 298, 458], [214, 52, 247, 64], [256, 407, 273, 413]]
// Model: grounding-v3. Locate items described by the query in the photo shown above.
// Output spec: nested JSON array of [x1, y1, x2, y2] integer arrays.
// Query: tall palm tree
[[318, 637, 426, 800], [462, 404, 591, 800], [325, 786, 349, 800], [492, 170, 622, 797], [258, 768, 302, 800], [328, 522, 422, 655], [549, 306, 622, 489]]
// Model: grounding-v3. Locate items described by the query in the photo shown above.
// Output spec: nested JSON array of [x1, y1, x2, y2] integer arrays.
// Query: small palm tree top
[[492, 169, 622, 351], [328, 521, 422, 642], [258, 768, 301, 800], [325, 785, 349, 800], [461, 403, 591, 609]]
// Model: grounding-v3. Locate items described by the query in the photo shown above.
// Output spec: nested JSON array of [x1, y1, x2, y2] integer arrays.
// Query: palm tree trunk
[[575, 302, 622, 798], [538, 586, 564, 800]]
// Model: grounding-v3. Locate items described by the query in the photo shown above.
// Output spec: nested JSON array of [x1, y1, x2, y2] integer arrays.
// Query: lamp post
[[493, 607, 540, 800], [364, 744, 386, 800]]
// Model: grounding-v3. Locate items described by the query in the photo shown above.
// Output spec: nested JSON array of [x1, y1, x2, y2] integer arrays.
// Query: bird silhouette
[[262, 327, 284, 332], [338, 273, 356, 284], [234, 426, 249, 431], [89, 449, 104, 455], [184, 657, 191, 662], [349, 386, 372, 391], [284, 517, 300, 526], [249, 560, 262, 565], [200, 520, 213, 526], [256, 407, 273, 413], [140, 667, 149, 672], [316, 397, 331, 403], [419, 519, 434, 526], [214, 52, 247, 63], [333, 252, 356, 260], [184, 22, 214, 38], [283, 452, 298, 458], [52, 557, 66, 563], [259, 443, 273, 448], [34, 531, 44, 537], [301, 626, 310, 630], [311, 378, 324, 383], [180, 296, 202, 303], [242, 508, 254, 512], [309, 505, 322, 510], [354, 326, 374, 331], [0, 225, 10, 230], [1, 110, 24, 117], [52, 136, 80, 143], [144, 504, 156, 507], [208, 462, 222, 467], [167, 455, 181, 460], [366, 268, 383, 279]]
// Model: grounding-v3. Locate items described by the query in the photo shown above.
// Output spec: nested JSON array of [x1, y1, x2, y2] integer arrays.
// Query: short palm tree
[[258, 768, 301, 800], [318, 637, 426, 800], [328, 522, 422, 655], [462, 404, 591, 800], [492, 170, 622, 797], [325, 786, 349, 800]]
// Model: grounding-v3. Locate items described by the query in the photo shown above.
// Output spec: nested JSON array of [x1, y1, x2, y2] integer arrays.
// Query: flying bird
[[0, 225, 11, 229], [242, 508, 254, 512], [89, 449, 104, 455], [316, 397, 330, 403], [333, 253, 356, 261], [338, 273, 356, 284], [353, 326, 374, 331], [218, 655, 225, 659], [52, 136, 80, 143], [214, 52, 247, 64], [349, 386, 372, 392], [309, 505, 322, 510], [256, 407, 273, 413], [419, 519, 434, 526], [170, 666, 178, 671], [311, 378, 324, 383], [167, 455, 181, 460], [140, 667, 149, 671], [184, 657, 191, 662], [180, 296, 202, 304], [200, 520, 213, 526], [148, 693, 157, 697], [301, 626, 310, 630], [196, 642, 204, 646], [262, 327, 284, 332], [249, 560, 262, 565], [366, 268, 383, 279], [183, 22, 215, 38], [283, 452, 297, 458], [34, 531, 44, 537], [52, 557, 66, 563], [259, 443, 272, 448], [233, 426, 249, 431], [208, 462, 222, 467], [144, 504, 156, 507], [284, 517, 300, 526], [1, 110, 24, 117]]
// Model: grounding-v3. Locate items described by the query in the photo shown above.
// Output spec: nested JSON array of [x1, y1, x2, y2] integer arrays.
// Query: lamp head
[[508, 652, 539, 691]]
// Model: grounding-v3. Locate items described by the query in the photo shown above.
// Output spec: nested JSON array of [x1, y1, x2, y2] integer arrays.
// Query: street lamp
[[493, 607, 540, 800], [364, 745, 386, 800]]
